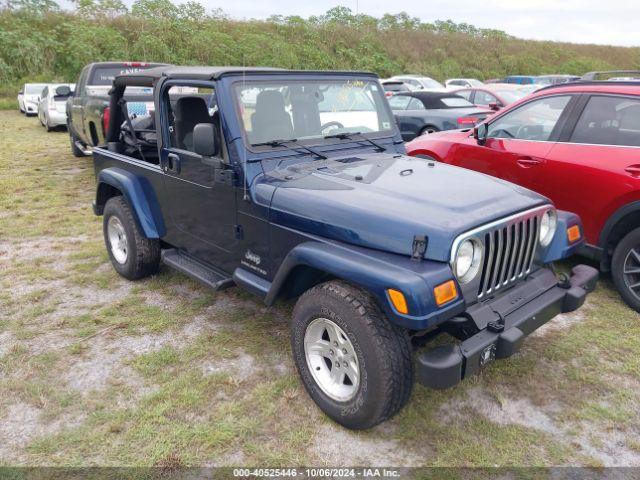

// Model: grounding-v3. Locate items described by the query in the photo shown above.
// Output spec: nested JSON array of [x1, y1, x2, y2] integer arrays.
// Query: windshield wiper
[[324, 132, 386, 152], [251, 139, 327, 160]]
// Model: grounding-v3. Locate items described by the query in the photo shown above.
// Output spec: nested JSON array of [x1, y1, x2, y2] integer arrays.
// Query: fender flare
[[598, 200, 640, 248], [95, 167, 166, 238], [263, 241, 464, 330]]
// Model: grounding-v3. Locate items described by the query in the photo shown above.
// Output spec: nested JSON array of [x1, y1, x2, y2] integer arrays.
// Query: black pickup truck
[[67, 62, 166, 157], [92, 65, 598, 429]]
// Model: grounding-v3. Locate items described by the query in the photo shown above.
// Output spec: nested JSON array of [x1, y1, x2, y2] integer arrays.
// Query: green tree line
[[1, 0, 640, 98]]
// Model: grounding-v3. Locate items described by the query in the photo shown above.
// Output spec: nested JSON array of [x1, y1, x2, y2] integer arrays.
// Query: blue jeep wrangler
[[92, 66, 598, 429]]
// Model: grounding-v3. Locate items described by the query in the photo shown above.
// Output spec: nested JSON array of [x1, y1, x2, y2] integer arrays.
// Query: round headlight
[[539, 209, 557, 247], [454, 239, 483, 284]]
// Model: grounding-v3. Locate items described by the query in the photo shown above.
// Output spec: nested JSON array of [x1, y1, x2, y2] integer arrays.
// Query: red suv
[[406, 81, 640, 311]]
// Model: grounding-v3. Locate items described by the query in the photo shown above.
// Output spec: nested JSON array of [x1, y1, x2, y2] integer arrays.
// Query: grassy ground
[[0, 110, 639, 468]]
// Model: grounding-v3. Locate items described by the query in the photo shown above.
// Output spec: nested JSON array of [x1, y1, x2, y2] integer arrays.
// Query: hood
[[261, 154, 548, 262]]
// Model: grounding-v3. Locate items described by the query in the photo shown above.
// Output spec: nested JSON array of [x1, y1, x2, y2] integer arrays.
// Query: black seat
[[250, 90, 293, 144], [174, 97, 212, 151]]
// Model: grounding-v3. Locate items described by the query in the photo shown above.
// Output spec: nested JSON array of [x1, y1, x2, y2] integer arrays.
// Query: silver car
[[37, 84, 75, 131], [20, 83, 47, 116]]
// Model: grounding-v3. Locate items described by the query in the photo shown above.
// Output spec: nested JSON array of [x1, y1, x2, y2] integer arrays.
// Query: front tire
[[291, 281, 413, 429], [103, 196, 160, 280], [612, 227, 640, 312]]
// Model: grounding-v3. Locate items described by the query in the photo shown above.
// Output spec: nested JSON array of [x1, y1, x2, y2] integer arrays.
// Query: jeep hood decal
[[263, 154, 548, 262]]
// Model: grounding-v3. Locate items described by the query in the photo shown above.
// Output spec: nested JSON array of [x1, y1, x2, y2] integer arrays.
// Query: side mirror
[[18, 90, 23, 95], [55, 85, 72, 97], [193, 123, 220, 158], [474, 123, 488, 145], [488, 102, 500, 111]]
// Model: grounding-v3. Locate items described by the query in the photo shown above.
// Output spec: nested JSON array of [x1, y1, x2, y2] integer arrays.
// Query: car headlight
[[454, 239, 483, 284], [539, 209, 557, 247]]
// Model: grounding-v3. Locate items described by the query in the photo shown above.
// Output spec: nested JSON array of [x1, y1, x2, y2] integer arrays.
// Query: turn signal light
[[387, 289, 409, 314], [434, 280, 458, 307], [567, 225, 581, 243]]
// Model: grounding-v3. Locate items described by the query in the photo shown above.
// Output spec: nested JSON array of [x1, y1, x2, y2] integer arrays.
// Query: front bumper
[[416, 264, 598, 390], [24, 102, 38, 114]]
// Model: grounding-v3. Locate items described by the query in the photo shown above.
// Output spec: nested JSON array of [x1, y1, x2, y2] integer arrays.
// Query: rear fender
[[95, 167, 165, 238]]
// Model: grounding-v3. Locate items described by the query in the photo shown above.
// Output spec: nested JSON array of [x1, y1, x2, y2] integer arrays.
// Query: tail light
[[124, 62, 147, 67], [385, 91, 393, 97], [102, 106, 110, 136], [457, 116, 479, 128]]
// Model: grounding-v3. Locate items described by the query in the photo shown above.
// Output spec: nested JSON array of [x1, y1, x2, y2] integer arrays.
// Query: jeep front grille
[[451, 206, 551, 302], [477, 215, 541, 299]]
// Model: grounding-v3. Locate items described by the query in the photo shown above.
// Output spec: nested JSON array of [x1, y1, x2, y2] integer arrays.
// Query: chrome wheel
[[623, 247, 640, 302], [304, 317, 360, 402], [107, 216, 128, 264]]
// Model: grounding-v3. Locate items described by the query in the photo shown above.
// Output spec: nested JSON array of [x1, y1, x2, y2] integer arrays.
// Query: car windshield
[[25, 84, 46, 95], [439, 97, 475, 108], [235, 78, 394, 146], [494, 89, 528, 104], [421, 78, 445, 89], [89, 65, 156, 86], [468, 79, 484, 87]]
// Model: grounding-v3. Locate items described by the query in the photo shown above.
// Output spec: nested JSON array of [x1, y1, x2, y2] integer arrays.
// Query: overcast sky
[[178, 0, 640, 47]]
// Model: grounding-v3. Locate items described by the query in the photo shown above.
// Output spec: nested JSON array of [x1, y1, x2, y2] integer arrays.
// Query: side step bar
[[161, 249, 234, 291], [75, 140, 93, 156]]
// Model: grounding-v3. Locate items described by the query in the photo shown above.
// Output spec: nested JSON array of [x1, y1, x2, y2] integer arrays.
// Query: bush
[[0, 1, 638, 102]]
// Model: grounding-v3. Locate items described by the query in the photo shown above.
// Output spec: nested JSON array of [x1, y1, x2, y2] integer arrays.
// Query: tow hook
[[557, 272, 572, 289]]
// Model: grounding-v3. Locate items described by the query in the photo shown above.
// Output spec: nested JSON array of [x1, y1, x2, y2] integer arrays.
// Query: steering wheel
[[494, 128, 515, 139], [515, 125, 539, 140], [320, 121, 345, 134]]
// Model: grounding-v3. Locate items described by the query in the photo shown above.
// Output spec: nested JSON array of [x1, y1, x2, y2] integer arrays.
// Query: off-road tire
[[103, 196, 160, 280], [612, 227, 640, 312], [69, 128, 86, 157], [291, 280, 413, 429]]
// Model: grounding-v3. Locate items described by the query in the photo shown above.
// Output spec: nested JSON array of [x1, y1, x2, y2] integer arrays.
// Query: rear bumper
[[46, 110, 67, 126], [416, 264, 598, 390]]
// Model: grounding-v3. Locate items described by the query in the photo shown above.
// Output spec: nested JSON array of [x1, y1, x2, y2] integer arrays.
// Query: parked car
[[389, 74, 446, 91], [20, 83, 47, 116], [406, 81, 640, 311], [17, 88, 24, 113], [445, 78, 484, 89], [536, 75, 581, 85], [380, 80, 410, 97], [504, 75, 539, 85], [453, 84, 533, 111], [67, 61, 167, 157], [583, 70, 640, 81], [92, 65, 597, 429], [37, 83, 75, 131], [389, 91, 492, 140]]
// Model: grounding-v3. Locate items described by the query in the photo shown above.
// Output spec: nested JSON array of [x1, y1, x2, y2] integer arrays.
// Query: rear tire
[[291, 280, 413, 429], [612, 227, 640, 312], [103, 196, 160, 280], [69, 128, 86, 157]]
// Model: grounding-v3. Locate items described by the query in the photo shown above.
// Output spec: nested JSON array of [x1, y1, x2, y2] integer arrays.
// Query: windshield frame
[[230, 76, 397, 154]]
